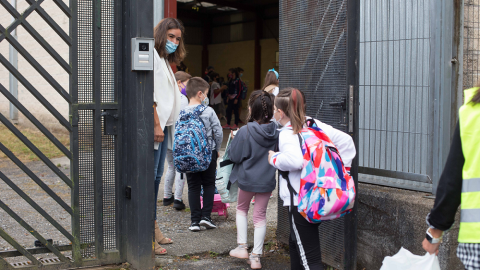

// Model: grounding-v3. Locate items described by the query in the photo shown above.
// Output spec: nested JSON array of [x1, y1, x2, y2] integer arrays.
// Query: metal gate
[[0, 0, 153, 268], [278, 0, 359, 269]]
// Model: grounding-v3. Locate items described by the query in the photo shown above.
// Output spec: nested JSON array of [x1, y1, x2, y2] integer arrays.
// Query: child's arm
[[268, 132, 303, 171], [209, 108, 223, 152], [227, 127, 247, 163]]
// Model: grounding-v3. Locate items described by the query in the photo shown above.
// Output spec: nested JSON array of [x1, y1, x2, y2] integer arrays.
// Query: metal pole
[[9, 0, 18, 123], [153, 0, 164, 27]]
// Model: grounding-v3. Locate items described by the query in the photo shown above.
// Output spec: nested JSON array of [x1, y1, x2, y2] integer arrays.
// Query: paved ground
[[0, 124, 291, 269], [154, 128, 289, 269]]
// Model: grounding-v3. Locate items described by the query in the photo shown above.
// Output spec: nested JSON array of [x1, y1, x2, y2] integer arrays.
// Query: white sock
[[236, 213, 248, 244], [252, 225, 266, 255]]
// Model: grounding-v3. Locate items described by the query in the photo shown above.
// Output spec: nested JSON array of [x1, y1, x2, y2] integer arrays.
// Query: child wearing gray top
[[182, 77, 223, 232]]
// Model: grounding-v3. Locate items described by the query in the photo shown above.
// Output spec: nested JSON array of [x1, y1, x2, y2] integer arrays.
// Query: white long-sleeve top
[[269, 119, 356, 206]]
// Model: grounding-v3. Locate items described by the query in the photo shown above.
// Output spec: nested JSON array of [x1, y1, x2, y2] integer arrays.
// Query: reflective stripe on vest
[[458, 87, 480, 243]]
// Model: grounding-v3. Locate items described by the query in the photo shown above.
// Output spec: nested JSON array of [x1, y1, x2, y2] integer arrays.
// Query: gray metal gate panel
[[278, 0, 358, 269], [357, 0, 434, 192]]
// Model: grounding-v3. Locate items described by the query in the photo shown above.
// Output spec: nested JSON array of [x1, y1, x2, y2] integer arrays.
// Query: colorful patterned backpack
[[281, 119, 356, 223], [173, 105, 212, 173]]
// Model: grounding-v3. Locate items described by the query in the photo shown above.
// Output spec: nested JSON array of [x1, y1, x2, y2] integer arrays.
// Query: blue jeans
[[154, 126, 169, 220]]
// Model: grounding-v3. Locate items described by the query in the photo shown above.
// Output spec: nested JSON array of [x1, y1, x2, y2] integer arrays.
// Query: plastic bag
[[380, 247, 440, 270], [215, 136, 238, 203]]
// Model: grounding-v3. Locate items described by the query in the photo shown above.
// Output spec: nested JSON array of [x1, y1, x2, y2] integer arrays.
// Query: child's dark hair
[[247, 90, 275, 124], [275, 88, 306, 134], [186, 77, 210, 99]]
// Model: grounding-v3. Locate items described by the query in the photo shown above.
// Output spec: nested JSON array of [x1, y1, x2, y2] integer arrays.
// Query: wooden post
[[254, 11, 262, 89]]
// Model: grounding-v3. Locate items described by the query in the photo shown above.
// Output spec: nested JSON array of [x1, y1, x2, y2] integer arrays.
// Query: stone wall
[[357, 183, 463, 270]]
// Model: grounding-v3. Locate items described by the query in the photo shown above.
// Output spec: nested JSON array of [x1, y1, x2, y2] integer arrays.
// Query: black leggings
[[289, 205, 323, 270], [226, 99, 240, 126]]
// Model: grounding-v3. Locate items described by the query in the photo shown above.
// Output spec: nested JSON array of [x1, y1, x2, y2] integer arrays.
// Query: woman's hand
[[268, 150, 276, 164], [230, 130, 235, 139], [422, 238, 440, 255], [154, 125, 165, 143], [234, 99, 238, 105]]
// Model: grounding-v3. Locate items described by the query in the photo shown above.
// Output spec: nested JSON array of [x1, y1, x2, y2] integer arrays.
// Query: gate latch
[[101, 110, 118, 135]]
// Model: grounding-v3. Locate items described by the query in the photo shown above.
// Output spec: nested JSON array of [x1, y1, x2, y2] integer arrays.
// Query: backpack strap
[[193, 104, 207, 116]]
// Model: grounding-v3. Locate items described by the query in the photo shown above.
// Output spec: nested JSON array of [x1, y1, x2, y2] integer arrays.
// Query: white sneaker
[[249, 253, 262, 269], [189, 222, 200, 232], [229, 244, 249, 259]]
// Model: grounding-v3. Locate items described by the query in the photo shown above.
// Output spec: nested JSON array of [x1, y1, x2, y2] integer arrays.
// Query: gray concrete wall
[[357, 183, 463, 270]]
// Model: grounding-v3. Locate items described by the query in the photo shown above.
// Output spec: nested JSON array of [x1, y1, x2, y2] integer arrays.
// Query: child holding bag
[[227, 90, 279, 269]]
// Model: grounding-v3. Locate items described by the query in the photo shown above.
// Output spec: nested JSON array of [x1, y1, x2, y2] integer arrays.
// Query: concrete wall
[[183, 44, 203, 77], [0, 1, 70, 132], [357, 183, 463, 270]]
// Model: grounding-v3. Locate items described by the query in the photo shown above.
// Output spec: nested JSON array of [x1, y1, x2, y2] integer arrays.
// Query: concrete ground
[[154, 128, 289, 269]]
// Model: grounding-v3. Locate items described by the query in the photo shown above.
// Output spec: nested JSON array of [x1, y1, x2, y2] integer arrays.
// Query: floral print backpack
[[280, 119, 356, 223], [173, 105, 212, 173]]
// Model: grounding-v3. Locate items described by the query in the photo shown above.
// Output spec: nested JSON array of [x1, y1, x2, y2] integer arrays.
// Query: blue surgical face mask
[[240, 73, 243, 78], [201, 92, 209, 107], [272, 110, 283, 127], [165, 40, 178, 54]]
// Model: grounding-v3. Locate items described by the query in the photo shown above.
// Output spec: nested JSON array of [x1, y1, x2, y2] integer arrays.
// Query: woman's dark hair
[[261, 71, 279, 91], [470, 87, 480, 104], [154, 18, 186, 65], [275, 88, 306, 134], [247, 90, 275, 124]]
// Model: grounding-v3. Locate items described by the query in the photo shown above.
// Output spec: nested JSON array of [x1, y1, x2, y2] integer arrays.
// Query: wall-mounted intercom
[[131, 37, 154, 71]]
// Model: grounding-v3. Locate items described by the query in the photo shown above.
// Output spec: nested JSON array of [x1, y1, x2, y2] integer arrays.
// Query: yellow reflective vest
[[458, 87, 480, 243]]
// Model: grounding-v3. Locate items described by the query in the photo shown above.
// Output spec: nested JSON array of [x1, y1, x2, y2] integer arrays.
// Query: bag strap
[[193, 105, 207, 117], [220, 160, 235, 167]]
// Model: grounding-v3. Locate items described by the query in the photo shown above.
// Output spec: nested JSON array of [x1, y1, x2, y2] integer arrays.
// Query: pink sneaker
[[231, 124, 239, 129], [249, 253, 262, 269], [222, 124, 231, 129], [229, 244, 249, 259]]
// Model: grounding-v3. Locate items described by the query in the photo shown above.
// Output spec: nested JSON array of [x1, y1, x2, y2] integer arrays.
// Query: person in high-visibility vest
[[423, 87, 480, 269]]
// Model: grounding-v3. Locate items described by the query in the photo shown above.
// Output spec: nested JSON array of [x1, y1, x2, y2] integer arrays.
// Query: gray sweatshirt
[[183, 105, 223, 152], [228, 121, 279, 193]]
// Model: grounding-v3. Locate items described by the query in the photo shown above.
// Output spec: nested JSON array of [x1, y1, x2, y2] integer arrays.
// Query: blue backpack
[[173, 105, 212, 173]]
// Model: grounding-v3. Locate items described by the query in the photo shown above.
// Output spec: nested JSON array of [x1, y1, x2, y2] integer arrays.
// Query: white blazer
[[153, 49, 182, 150]]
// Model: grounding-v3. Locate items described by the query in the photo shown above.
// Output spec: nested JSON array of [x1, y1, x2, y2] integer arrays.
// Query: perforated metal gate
[[0, 0, 123, 268], [278, 0, 359, 269]]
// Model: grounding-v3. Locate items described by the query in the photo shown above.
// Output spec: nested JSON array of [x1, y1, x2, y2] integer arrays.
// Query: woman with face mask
[[152, 17, 186, 255]]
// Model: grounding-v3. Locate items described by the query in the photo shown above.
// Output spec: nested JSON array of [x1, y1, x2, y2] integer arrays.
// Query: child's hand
[[268, 150, 276, 163], [230, 130, 235, 139]]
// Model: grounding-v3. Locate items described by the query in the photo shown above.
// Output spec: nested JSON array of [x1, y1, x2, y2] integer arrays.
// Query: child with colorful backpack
[[173, 77, 223, 232], [227, 91, 279, 269], [268, 88, 356, 270]]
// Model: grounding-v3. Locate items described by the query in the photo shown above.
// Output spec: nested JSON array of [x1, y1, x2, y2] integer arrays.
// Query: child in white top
[[268, 88, 355, 270]]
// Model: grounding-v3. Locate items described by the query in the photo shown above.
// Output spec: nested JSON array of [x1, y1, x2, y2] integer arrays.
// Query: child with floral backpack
[[268, 88, 356, 270]]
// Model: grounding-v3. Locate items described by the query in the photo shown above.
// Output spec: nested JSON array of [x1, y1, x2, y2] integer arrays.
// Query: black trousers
[[226, 99, 240, 126], [289, 205, 323, 270], [186, 151, 218, 223]]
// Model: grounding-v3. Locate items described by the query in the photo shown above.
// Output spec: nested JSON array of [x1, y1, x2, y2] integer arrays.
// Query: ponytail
[[470, 87, 480, 105], [275, 88, 306, 134]]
